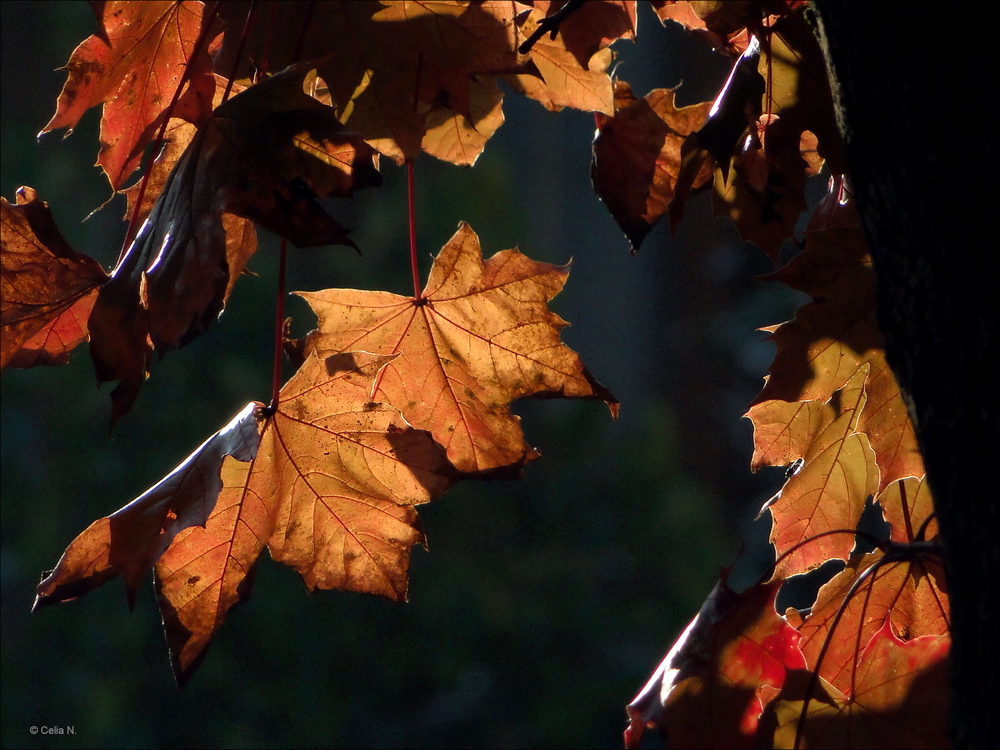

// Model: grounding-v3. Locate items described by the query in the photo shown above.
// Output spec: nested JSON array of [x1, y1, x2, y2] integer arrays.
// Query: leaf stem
[[268, 238, 288, 415], [118, 2, 220, 265], [221, 0, 258, 104], [408, 160, 422, 300]]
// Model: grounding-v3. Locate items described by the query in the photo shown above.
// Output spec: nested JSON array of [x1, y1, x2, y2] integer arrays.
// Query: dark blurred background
[[2, 3, 804, 747]]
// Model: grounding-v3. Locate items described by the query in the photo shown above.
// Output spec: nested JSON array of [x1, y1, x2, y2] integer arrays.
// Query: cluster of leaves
[[3, 0, 626, 686], [605, 4, 950, 748], [0, 1, 948, 746]]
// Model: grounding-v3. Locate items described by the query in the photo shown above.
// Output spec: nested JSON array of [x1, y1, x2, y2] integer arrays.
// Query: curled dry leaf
[[89, 64, 381, 421], [713, 12, 844, 262], [626, 578, 807, 749], [40, 1, 215, 190], [1, 187, 107, 368], [35, 352, 456, 684], [33, 402, 262, 610], [298, 222, 618, 475], [591, 81, 713, 251]]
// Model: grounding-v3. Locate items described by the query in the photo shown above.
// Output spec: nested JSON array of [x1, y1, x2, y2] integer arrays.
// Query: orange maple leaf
[[768, 625, 950, 748], [1, 187, 108, 368], [749, 181, 925, 494], [752, 365, 879, 579], [212, 1, 626, 165], [297, 223, 618, 474], [40, 1, 215, 191], [35, 351, 456, 684]]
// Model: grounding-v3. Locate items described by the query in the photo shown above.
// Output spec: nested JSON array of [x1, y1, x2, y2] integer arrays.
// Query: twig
[[517, 0, 585, 55]]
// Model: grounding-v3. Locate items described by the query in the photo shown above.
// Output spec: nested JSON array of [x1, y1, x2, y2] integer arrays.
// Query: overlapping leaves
[[622, 4, 947, 743], [211, 0, 629, 165], [90, 64, 381, 420], [33, 224, 615, 683], [626, 174, 947, 747]]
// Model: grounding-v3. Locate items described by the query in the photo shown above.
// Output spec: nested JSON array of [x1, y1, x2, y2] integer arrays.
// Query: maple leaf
[[35, 351, 457, 684], [766, 625, 950, 749], [40, 1, 216, 190], [88, 65, 381, 420], [1, 187, 107, 369], [788, 477, 948, 699], [712, 13, 845, 262], [163, 350, 456, 682], [748, 180, 925, 493], [753, 365, 879, 579], [504, 5, 616, 116], [297, 222, 618, 474], [531, 0, 636, 70], [33, 402, 262, 610], [591, 81, 714, 251], [625, 578, 807, 749]]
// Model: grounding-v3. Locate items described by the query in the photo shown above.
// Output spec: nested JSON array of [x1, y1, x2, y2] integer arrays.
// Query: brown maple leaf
[[1, 187, 108, 369], [749, 180, 924, 493], [504, 5, 616, 116], [531, 1, 636, 70], [591, 81, 714, 251], [752, 365, 879, 579], [297, 222, 619, 474], [89, 65, 381, 421], [161, 350, 457, 682], [712, 12, 845, 262], [35, 351, 457, 684], [40, 1, 216, 191]]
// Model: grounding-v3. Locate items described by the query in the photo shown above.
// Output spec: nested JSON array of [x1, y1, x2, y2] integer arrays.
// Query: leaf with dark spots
[[40, 1, 215, 190]]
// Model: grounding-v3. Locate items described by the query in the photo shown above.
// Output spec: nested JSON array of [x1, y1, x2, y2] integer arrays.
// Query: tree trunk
[[811, 5, 998, 747]]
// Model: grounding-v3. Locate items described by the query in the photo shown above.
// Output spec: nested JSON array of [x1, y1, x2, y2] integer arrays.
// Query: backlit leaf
[[591, 82, 713, 251], [40, 1, 215, 190], [1, 187, 107, 368], [298, 223, 618, 474]]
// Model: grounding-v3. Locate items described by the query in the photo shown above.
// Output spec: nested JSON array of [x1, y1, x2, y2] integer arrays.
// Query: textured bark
[[812, 5, 999, 747]]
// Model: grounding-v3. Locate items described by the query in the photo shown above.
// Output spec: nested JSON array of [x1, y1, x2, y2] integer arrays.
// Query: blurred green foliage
[[2, 3, 799, 747]]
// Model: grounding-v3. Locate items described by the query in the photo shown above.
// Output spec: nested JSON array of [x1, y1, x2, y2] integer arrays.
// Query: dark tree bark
[[811, 5, 998, 747]]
